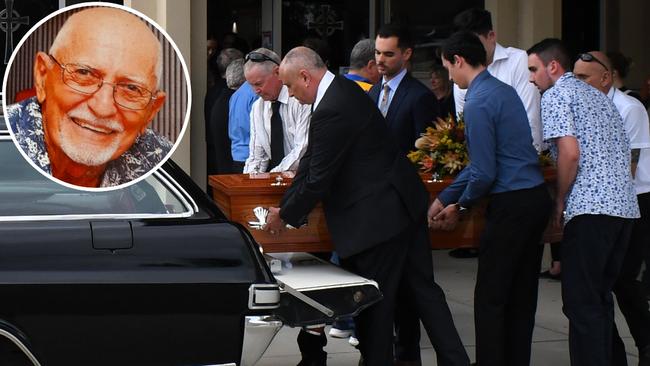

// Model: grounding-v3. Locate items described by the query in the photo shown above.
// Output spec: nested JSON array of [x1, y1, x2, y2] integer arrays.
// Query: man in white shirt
[[573, 51, 650, 366], [242, 48, 311, 174], [453, 8, 543, 153]]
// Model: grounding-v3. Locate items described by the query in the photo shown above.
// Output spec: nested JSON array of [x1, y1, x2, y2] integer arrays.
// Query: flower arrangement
[[407, 114, 468, 177]]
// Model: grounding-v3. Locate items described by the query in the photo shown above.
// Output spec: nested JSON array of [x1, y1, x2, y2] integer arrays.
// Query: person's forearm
[[555, 148, 578, 204]]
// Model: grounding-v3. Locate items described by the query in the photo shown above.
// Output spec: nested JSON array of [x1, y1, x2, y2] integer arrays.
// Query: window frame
[[0, 135, 196, 222]]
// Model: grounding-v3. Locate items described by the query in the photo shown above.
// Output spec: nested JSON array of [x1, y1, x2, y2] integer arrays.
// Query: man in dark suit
[[369, 24, 438, 365], [264, 46, 468, 366], [369, 25, 438, 155]]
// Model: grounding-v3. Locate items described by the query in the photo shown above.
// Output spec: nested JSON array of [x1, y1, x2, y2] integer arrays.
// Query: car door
[[0, 137, 278, 366]]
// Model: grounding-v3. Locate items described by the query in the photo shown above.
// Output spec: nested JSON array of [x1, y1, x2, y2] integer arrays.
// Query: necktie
[[269, 101, 285, 170], [379, 82, 391, 117]]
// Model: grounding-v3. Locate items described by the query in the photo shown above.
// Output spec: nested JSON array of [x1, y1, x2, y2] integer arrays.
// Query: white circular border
[[2, 2, 192, 192]]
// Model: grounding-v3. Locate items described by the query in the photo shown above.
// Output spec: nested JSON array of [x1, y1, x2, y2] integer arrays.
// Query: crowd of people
[[204, 8, 650, 366]]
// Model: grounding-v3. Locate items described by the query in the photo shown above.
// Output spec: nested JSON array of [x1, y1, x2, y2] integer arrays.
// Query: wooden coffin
[[209, 170, 560, 253]]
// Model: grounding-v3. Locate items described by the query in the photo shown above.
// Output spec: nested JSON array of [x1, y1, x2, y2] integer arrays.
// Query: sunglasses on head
[[578, 53, 608, 71], [245, 52, 279, 65]]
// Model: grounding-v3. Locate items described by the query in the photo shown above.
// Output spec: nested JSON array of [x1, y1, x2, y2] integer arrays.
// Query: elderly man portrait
[[7, 7, 170, 188], [242, 48, 311, 174], [344, 38, 380, 92]]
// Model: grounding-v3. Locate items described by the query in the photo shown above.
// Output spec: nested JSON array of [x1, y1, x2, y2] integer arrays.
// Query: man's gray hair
[[243, 47, 281, 74], [217, 48, 244, 77], [282, 46, 326, 71], [225, 58, 245, 89], [349, 39, 375, 70]]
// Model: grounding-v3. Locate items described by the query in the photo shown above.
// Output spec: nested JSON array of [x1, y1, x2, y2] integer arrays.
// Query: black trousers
[[231, 160, 245, 173], [474, 184, 551, 366], [395, 185, 551, 366], [561, 214, 634, 366], [612, 192, 650, 365], [341, 218, 469, 366]]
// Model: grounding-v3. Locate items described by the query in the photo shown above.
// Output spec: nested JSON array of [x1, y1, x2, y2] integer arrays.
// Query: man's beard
[[59, 107, 125, 167]]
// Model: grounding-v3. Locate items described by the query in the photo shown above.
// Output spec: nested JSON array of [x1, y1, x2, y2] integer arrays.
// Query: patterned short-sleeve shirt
[[541, 73, 639, 223], [7, 97, 172, 188]]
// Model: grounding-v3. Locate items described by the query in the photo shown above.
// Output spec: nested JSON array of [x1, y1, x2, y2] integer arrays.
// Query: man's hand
[[434, 204, 460, 231], [428, 198, 445, 228], [264, 207, 285, 235]]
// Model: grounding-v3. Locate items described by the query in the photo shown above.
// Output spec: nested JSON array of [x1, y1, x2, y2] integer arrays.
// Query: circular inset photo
[[2, 2, 190, 191]]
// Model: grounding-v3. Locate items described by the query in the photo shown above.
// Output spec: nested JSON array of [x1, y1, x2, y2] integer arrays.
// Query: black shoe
[[539, 270, 561, 281], [449, 248, 479, 258]]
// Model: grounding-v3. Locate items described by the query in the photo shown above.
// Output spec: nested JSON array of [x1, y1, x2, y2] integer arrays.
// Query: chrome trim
[[240, 316, 282, 366], [248, 283, 281, 310], [157, 168, 199, 213], [0, 142, 197, 222], [0, 328, 42, 366]]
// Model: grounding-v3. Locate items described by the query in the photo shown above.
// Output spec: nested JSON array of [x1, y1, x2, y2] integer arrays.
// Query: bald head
[[574, 51, 612, 94], [50, 7, 162, 84], [278, 47, 326, 105]]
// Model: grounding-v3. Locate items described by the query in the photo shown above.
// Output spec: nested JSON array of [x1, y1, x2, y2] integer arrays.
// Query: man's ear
[[299, 69, 310, 86], [403, 47, 413, 62], [33, 52, 50, 103], [487, 30, 497, 43], [601, 71, 612, 88], [453, 55, 463, 67], [142, 91, 166, 131]]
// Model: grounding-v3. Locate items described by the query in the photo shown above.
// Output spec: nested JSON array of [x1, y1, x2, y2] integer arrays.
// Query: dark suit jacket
[[369, 72, 438, 154], [206, 88, 234, 175], [280, 75, 429, 258]]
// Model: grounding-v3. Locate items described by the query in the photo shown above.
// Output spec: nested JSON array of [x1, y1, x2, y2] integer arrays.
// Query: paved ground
[[258, 249, 641, 366]]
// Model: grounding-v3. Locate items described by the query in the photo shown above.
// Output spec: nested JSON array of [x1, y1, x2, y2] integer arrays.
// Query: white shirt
[[377, 68, 408, 111], [610, 87, 650, 195], [454, 43, 543, 152], [243, 85, 312, 173], [314, 70, 335, 111]]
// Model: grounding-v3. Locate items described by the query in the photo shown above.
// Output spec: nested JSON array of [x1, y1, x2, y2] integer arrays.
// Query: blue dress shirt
[[228, 82, 259, 162], [438, 70, 543, 207]]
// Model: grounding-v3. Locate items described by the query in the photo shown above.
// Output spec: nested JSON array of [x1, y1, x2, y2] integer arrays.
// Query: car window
[[0, 140, 190, 217]]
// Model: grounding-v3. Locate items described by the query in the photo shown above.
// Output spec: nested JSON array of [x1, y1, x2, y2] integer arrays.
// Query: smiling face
[[34, 8, 165, 171]]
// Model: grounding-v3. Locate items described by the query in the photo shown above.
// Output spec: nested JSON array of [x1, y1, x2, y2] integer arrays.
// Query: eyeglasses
[[578, 53, 609, 71], [48, 54, 157, 110], [245, 52, 279, 66]]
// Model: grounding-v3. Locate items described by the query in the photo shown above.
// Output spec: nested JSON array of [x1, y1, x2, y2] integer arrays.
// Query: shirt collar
[[492, 43, 508, 64], [466, 69, 491, 98], [277, 85, 290, 104], [556, 72, 575, 85], [345, 73, 371, 83], [314, 70, 335, 111], [607, 87, 617, 100], [382, 68, 407, 90]]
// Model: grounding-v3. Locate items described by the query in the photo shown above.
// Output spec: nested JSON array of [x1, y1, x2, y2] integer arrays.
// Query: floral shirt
[[7, 97, 172, 188], [541, 73, 639, 223]]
